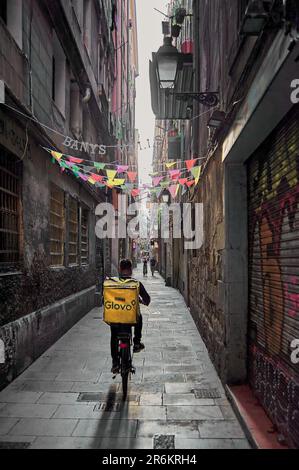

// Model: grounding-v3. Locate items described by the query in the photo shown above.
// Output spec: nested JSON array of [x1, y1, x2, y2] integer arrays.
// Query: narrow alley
[[0, 267, 250, 449]]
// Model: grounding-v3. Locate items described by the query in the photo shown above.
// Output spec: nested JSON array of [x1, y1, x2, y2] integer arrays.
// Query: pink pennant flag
[[90, 174, 104, 182], [68, 156, 84, 164], [131, 189, 140, 198], [186, 180, 195, 188], [169, 184, 179, 199], [153, 176, 163, 187], [127, 172, 137, 183], [117, 165, 129, 174], [186, 159, 197, 171], [169, 170, 181, 181], [178, 178, 188, 186], [78, 173, 89, 181]]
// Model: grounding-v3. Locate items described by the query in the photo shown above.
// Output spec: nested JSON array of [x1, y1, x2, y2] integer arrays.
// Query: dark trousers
[[110, 314, 143, 364]]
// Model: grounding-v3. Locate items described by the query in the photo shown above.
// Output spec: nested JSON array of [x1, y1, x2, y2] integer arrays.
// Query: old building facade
[[0, 0, 138, 388], [151, 0, 299, 447]]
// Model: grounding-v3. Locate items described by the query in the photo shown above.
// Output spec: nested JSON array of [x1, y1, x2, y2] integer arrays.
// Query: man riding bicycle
[[110, 259, 151, 374]]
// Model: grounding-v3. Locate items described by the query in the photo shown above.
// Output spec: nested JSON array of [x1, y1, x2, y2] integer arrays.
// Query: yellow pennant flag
[[88, 177, 96, 185], [106, 170, 117, 180], [165, 162, 176, 169], [191, 166, 201, 185], [51, 151, 63, 160], [108, 179, 125, 187]]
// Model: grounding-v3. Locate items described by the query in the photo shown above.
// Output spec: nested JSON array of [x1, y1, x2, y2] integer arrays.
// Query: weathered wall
[[188, 151, 226, 379], [0, 285, 96, 389]]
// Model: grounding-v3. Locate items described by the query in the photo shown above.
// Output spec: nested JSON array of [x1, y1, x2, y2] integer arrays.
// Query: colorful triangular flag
[[51, 151, 63, 160], [68, 156, 84, 164], [106, 170, 117, 180], [127, 172, 137, 183], [165, 162, 176, 169], [169, 184, 179, 199], [117, 165, 129, 174], [169, 170, 181, 181], [153, 176, 163, 187], [191, 166, 201, 180], [186, 159, 197, 171]]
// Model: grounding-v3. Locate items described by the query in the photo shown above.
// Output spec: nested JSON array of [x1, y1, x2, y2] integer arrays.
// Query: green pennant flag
[[94, 162, 106, 171], [160, 180, 170, 188], [191, 166, 201, 180]]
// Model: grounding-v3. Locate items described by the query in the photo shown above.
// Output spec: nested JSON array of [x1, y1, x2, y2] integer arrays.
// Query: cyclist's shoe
[[133, 342, 145, 353], [111, 363, 120, 374]]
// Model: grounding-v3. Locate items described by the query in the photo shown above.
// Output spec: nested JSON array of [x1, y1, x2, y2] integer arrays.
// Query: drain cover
[[78, 392, 138, 402], [193, 388, 221, 399], [153, 435, 175, 449], [0, 442, 31, 449], [94, 402, 121, 412]]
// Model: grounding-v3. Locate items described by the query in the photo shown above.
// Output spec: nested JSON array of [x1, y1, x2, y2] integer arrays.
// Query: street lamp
[[155, 37, 181, 89], [207, 110, 226, 129], [240, 0, 271, 36], [153, 38, 219, 107]]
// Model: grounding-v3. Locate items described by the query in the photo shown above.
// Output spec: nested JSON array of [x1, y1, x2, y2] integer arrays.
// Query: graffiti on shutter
[[248, 106, 299, 448]]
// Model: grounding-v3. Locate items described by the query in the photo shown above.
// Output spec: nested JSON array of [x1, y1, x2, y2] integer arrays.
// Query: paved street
[[0, 266, 250, 449]]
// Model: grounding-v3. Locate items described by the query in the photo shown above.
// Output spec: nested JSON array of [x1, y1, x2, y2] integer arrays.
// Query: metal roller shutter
[[248, 105, 299, 448]]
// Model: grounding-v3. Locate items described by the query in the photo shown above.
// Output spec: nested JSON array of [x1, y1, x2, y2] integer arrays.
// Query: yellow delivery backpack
[[103, 278, 140, 325]]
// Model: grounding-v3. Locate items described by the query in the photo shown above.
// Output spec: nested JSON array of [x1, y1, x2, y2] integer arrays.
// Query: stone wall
[[0, 286, 96, 389], [188, 151, 227, 381]]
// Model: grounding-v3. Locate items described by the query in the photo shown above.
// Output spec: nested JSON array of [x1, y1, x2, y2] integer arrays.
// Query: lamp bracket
[[169, 91, 219, 107]]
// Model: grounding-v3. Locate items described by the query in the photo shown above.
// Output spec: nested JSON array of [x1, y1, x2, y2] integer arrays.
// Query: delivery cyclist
[[110, 259, 151, 374]]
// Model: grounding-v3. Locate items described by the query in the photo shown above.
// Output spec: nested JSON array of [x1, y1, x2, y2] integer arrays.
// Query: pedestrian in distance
[[143, 256, 148, 277], [150, 257, 156, 277]]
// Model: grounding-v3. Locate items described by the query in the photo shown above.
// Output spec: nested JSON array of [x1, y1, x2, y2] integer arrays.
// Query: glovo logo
[[105, 299, 136, 311]]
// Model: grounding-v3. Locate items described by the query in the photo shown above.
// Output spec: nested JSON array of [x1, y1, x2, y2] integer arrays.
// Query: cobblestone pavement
[[0, 266, 250, 449]]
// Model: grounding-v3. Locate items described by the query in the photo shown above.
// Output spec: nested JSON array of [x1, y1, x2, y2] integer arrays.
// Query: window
[[0, 148, 21, 268], [0, 0, 22, 49], [52, 30, 66, 116], [70, 79, 83, 138], [80, 207, 89, 265], [50, 184, 65, 266], [68, 197, 79, 265], [0, 1, 7, 24]]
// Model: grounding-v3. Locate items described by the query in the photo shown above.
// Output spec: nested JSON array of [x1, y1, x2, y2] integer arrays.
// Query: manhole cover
[[0, 442, 31, 449], [94, 402, 121, 412], [78, 392, 138, 402], [153, 435, 175, 449], [193, 388, 221, 399]]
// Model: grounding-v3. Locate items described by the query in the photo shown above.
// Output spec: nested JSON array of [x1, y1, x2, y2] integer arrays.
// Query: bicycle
[[114, 331, 136, 400]]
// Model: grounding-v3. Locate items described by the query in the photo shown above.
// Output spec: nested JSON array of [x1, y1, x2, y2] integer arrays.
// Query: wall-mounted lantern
[[207, 110, 226, 129], [240, 0, 272, 36]]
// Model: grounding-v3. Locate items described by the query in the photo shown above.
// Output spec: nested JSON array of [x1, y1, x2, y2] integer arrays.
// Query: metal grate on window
[[50, 184, 65, 266], [68, 196, 78, 265], [0, 149, 21, 267], [81, 208, 89, 265]]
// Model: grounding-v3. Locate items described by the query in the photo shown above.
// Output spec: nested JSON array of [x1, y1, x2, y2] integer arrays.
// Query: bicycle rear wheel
[[120, 347, 130, 400]]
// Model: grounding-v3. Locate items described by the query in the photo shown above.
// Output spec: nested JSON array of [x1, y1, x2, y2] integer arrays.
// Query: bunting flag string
[[45, 146, 202, 197]]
